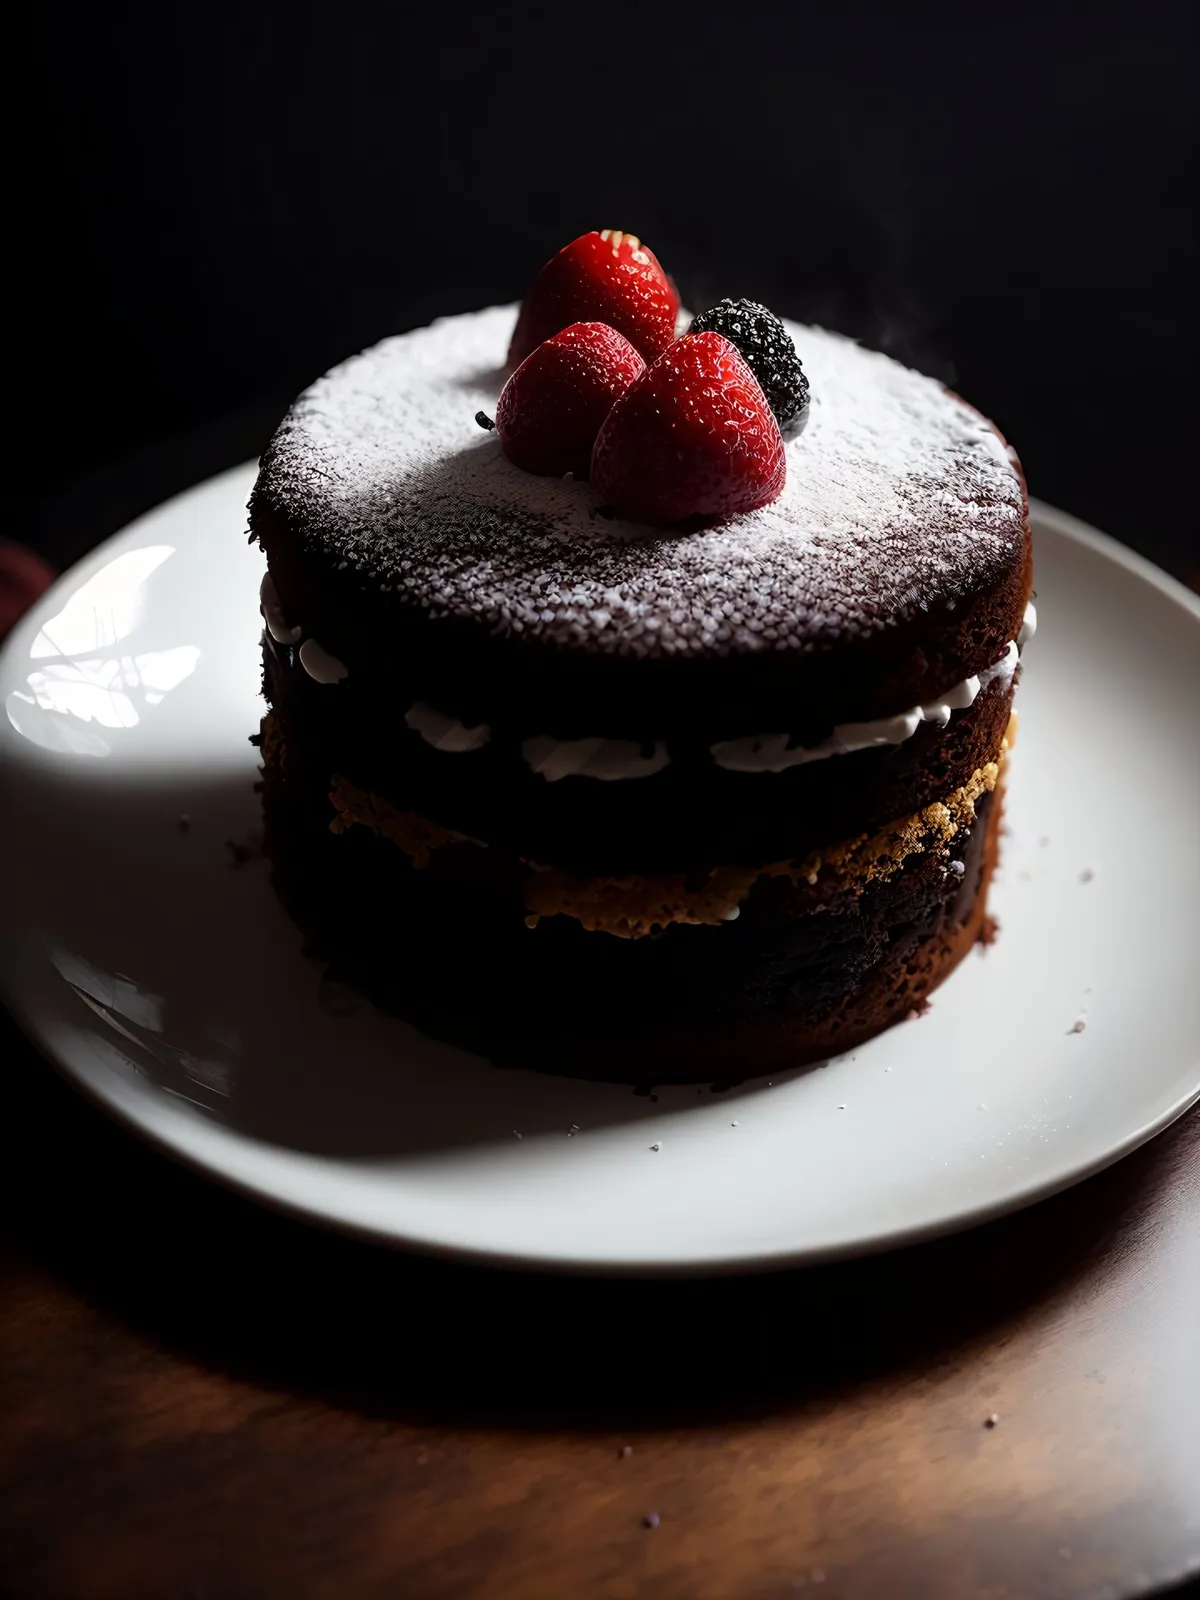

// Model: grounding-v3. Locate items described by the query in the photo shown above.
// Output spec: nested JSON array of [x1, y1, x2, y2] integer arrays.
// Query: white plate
[[1, 464, 1197, 1273]]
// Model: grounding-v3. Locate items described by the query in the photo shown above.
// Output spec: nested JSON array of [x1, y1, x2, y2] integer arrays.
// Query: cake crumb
[[512, 1129, 522, 1140], [731, 1120, 740, 1127], [1078, 866, 1096, 883], [567, 1124, 580, 1137], [1067, 1017, 1087, 1034], [984, 1413, 999, 1428], [643, 1512, 660, 1529], [650, 1141, 661, 1152]]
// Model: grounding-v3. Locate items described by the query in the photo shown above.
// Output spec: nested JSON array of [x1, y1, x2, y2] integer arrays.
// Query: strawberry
[[494, 322, 645, 477], [590, 332, 787, 525], [508, 231, 679, 367]]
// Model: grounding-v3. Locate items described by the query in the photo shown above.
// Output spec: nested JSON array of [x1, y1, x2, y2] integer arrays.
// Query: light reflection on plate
[[6, 543, 202, 755]]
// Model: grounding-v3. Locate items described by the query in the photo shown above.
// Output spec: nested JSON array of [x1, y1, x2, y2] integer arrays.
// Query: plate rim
[[4, 986, 1197, 1278], [1, 472, 1198, 1277]]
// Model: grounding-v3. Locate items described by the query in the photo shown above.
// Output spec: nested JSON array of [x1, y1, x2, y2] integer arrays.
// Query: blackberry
[[689, 299, 810, 430]]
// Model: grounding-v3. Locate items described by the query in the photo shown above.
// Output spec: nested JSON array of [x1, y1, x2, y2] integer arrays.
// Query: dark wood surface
[[1, 1002, 1197, 1600]]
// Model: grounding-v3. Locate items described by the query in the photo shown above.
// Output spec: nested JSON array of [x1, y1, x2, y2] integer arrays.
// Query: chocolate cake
[[250, 301, 1033, 1082]]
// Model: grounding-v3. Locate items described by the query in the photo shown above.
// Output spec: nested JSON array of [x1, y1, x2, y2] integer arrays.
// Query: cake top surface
[[254, 306, 1025, 661]]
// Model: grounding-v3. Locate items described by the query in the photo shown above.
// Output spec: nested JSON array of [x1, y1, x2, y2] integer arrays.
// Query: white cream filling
[[710, 602, 1034, 774], [711, 640, 1018, 773], [520, 735, 671, 783], [406, 701, 491, 752], [279, 576, 1034, 777], [298, 638, 349, 684], [259, 573, 301, 645], [261, 574, 348, 684]]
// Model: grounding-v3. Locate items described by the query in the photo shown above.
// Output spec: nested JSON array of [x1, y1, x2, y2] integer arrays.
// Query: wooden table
[[1, 1002, 1196, 1600]]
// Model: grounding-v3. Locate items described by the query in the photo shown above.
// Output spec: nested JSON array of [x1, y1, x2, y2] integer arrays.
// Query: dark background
[[13, 0, 1198, 577]]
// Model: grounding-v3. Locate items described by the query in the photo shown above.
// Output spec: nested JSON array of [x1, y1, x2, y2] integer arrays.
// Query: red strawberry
[[508, 231, 679, 367], [590, 332, 787, 525], [495, 322, 645, 477]]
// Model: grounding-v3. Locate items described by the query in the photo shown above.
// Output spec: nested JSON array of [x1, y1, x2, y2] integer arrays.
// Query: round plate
[[1, 464, 1197, 1274]]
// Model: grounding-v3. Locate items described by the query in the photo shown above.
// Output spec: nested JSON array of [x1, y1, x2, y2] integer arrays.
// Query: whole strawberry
[[494, 322, 645, 477], [590, 332, 787, 525], [508, 231, 679, 367]]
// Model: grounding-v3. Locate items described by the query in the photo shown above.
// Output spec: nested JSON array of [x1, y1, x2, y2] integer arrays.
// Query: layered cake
[[251, 232, 1033, 1082]]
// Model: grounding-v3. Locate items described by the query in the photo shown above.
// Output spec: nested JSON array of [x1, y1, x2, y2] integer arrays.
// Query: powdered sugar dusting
[[253, 306, 1023, 660]]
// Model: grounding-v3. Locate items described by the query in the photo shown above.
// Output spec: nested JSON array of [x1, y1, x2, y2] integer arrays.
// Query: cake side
[[259, 705, 1010, 1082], [250, 295, 1030, 1082], [261, 626, 1021, 872]]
